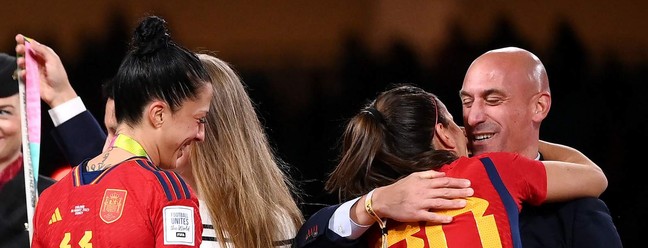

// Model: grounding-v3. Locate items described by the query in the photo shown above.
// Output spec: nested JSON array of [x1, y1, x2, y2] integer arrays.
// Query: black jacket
[[50, 110, 106, 166], [0, 171, 55, 248]]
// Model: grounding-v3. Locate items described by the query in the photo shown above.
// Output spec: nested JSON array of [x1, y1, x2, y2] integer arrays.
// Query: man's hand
[[15, 34, 77, 108], [352, 170, 473, 225]]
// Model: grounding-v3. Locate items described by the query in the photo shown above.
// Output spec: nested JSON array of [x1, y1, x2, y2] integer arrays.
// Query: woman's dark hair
[[111, 15, 210, 124], [325, 84, 459, 201]]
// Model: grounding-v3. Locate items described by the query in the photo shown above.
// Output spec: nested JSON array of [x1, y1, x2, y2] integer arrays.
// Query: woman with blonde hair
[[179, 54, 304, 247]]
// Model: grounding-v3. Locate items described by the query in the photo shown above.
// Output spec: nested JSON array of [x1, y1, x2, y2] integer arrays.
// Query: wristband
[[365, 189, 388, 248]]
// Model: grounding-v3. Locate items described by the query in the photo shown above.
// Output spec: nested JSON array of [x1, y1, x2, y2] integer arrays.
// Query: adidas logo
[[49, 208, 62, 224]]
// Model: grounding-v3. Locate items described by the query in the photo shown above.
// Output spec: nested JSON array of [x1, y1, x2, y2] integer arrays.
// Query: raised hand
[[15, 34, 77, 108]]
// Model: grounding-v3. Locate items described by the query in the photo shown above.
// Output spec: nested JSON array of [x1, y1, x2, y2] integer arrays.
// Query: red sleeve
[[486, 152, 547, 207], [149, 171, 202, 247]]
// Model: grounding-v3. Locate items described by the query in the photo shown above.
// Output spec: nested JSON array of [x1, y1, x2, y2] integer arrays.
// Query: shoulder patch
[[163, 205, 195, 246]]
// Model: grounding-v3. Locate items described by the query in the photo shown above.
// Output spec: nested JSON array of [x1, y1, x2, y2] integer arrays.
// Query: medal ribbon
[[111, 134, 149, 158]]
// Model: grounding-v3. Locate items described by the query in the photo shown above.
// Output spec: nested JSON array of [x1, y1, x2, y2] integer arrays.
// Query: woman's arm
[[539, 140, 597, 165], [539, 141, 607, 201]]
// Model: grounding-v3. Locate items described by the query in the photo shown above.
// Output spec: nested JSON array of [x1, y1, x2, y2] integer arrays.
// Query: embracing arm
[[294, 170, 473, 247], [520, 141, 620, 248], [539, 140, 597, 165], [352, 170, 472, 225], [539, 141, 608, 201]]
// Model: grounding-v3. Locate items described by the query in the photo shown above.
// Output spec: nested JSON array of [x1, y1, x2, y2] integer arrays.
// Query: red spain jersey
[[368, 152, 546, 248], [32, 158, 202, 247]]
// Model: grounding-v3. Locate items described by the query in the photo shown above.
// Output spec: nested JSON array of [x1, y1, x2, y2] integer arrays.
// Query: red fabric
[[0, 155, 23, 190], [367, 152, 547, 248], [32, 159, 202, 247], [443, 212, 482, 248]]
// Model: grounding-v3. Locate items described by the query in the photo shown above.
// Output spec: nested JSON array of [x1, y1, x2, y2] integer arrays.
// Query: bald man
[[459, 47, 621, 247], [460, 47, 550, 159], [295, 47, 621, 248]]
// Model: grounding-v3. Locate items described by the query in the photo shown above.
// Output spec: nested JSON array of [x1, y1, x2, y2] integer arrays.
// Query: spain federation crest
[[100, 189, 127, 224]]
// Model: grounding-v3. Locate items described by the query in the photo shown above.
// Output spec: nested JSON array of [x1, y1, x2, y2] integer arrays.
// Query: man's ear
[[433, 123, 456, 150], [533, 92, 551, 121], [147, 100, 166, 128]]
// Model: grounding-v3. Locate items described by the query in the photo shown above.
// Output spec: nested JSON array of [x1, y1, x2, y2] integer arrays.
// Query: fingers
[[15, 43, 25, 54], [415, 170, 445, 179], [420, 197, 467, 210], [15, 34, 29, 81], [394, 171, 473, 199], [410, 198, 469, 224], [15, 55, 26, 81], [15, 40, 25, 58], [18, 70, 26, 82], [415, 211, 453, 224], [415, 170, 471, 188], [16, 56, 25, 69], [424, 187, 474, 200], [423, 176, 471, 189], [15, 34, 49, 62], [14, 34, 30, 58], [15, 34, 25, 45], [26, 39, 48, 59], [13, 35, 55, 84]]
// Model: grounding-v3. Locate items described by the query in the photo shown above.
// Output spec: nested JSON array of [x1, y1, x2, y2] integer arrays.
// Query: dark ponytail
[[325, 107, 389, 200], [326, 85, 458, 201]]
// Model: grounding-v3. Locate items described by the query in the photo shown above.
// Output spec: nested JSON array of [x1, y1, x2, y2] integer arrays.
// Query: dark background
[[3, 1, 646, 246]]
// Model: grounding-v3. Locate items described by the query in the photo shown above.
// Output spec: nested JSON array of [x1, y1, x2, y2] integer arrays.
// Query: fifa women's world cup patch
[[100, 189, 127, 224], [163, 205, 195, 246]]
